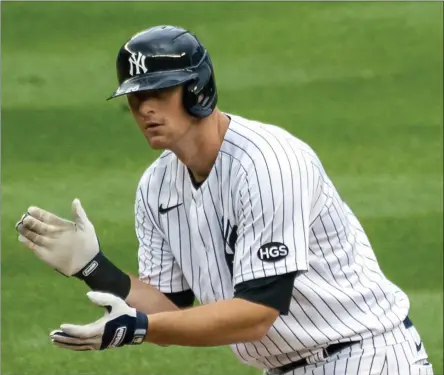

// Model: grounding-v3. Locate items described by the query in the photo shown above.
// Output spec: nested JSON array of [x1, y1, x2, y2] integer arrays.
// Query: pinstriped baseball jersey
[[281, 317, 433, 375], [135, 113, 410, 370]]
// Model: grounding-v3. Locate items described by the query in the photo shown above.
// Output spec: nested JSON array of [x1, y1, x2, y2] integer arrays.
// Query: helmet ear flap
[[182, 80, 199, 114], [182, 59, 217, 118]]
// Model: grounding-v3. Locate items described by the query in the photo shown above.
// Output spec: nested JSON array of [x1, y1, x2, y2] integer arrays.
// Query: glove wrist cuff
[[130, 312, 149, 345], [73, 251, 131, 300]]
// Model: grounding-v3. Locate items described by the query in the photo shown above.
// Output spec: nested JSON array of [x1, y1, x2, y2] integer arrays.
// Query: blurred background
[[1, 2, 443, 374]]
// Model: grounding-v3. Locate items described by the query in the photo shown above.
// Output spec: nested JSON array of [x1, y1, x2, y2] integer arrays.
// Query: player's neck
[[172, 110, 230, 183]]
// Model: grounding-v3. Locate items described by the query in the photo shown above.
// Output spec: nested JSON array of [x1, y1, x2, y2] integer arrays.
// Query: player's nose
[[137, 97, 155, 117]]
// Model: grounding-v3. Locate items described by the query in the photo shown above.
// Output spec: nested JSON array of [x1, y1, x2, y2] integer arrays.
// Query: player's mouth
[[144, 121, 163, 130]]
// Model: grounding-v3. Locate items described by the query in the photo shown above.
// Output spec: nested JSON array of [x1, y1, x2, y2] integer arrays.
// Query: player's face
[[126, 86, 194, 150]]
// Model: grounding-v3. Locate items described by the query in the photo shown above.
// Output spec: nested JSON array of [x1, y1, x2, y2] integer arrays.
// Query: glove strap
[[101, 311, 149, 349], [130, 312, 149, 345], [73, 251, 131, 300]]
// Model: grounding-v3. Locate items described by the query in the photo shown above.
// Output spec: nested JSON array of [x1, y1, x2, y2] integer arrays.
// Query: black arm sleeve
[[73, 252, 196, 308], [164, 289, 196, 309], [233, 271, 299, 315], [73, 251, 131, 300]]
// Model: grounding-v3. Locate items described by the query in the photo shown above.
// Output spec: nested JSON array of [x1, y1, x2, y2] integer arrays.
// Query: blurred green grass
[[1, 2, 442, 374]]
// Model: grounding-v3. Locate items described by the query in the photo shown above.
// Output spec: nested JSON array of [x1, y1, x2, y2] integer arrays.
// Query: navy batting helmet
[[107, 25, 218, 118]]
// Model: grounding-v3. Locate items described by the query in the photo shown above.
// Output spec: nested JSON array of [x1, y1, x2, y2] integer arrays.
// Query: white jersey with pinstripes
[[135, 113, 410, 370]]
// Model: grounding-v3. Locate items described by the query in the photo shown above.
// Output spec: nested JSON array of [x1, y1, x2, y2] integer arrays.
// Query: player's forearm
[[74, 252, 179, 315], [126, 275, 180, 314], [145, 298, 277, 346]]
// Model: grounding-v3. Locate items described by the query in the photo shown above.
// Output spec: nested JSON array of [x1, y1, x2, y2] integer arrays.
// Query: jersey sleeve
[[232, 146, 315, 286], [234, 272, 299, 314], [135, 182, 191, 294]]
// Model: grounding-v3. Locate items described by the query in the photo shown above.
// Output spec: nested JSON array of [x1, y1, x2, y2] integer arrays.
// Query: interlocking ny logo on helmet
[[129, 52, 148, 76], [107, 25, 218, 118]]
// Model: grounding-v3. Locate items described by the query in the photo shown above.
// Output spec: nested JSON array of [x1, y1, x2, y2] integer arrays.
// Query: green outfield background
[[1, 2, 443, 374]]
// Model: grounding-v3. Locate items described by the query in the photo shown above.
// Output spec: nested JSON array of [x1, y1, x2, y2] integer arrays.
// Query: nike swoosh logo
[[159, 203, 183, 214], [416, 341, 422, 352]]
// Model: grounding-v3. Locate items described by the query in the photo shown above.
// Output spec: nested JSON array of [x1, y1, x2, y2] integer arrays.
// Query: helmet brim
[[106, 70, 198, 100]]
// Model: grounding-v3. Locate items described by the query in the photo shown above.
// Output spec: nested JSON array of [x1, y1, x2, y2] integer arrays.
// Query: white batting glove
[[16, 198, 100, 276], [49, 291, 148, 351]]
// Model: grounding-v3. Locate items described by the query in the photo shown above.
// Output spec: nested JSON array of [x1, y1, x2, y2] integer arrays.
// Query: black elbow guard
[[73, 251, 131, 300]]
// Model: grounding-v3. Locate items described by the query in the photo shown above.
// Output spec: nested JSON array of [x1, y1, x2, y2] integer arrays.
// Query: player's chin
[[145, 135, 171, 150]]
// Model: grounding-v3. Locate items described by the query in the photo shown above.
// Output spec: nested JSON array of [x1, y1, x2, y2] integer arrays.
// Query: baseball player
[[16, 25, 434, 375]]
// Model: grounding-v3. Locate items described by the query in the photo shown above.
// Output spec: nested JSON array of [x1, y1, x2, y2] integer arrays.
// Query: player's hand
[[49, 291, 148, 351], [16, 198, 100, 276]]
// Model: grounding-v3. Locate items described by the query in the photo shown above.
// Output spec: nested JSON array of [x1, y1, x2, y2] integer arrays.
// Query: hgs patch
[[257, 242, 289, 262]]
